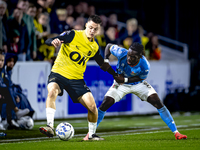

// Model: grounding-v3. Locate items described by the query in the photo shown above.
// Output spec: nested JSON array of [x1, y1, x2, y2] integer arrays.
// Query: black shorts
[[47, 72, 91, 103]]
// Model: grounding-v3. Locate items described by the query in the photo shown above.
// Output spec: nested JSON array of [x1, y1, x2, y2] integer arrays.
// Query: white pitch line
[[1, 124, 200, 144]]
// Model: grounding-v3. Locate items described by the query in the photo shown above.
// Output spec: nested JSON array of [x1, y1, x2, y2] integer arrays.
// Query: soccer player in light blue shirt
[[95, 42, 187, 140]]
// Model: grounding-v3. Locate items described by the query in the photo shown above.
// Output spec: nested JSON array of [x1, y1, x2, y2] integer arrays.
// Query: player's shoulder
[[140, 56, 150, 68], [60, 30, 75, 36], [111, 45, 127, 54], [74, 29, 85, 35]]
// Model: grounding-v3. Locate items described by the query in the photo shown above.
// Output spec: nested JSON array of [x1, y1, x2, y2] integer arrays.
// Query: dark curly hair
[[129, 42, 145, 56]]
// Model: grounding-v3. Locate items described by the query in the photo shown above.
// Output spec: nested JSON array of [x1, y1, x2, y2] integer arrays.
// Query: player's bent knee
[[47, 83, 61, 99], [48, 90, 58, 99], [48, 87, 59, 99], [147, 93, 164, 109], [99, 96, 115, 111], [88, 104, 97, 114]]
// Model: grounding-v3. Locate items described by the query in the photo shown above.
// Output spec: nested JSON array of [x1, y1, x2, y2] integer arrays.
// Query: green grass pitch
[[0, 113, 200, 150]]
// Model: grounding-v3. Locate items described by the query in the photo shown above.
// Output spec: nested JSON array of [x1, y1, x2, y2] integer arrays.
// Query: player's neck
[[129, 60, 139, 67], [87, 37, 93, 42]]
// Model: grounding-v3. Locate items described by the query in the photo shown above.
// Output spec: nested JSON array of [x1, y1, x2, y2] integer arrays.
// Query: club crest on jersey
[[87, 51, 92, 56], [131, 71, 136, 75], [121, 63, 125, 67]]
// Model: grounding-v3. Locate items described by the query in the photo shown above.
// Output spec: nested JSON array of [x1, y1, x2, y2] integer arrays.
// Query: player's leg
[[39, 82, 61, 137], [97, 96, 115, 127], [79, 92, 104, 140], [147, 94, 187, 139], [147, 93, 178, 132], [97, 82, 129, 128], [46, 82, 61, 127], [137, 81, 187, 140]]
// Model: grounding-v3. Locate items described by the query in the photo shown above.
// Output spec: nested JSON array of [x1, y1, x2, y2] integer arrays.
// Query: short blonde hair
[[126, 18, 138, 26], [56, 9, 67, 16], [0, 1, 7, 8]]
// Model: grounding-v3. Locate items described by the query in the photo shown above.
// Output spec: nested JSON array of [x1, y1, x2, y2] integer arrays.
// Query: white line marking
[[1, 124, 199, 144]]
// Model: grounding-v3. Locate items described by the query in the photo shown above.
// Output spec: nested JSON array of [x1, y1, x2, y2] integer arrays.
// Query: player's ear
[[85, 22, 88, 28], [139, 53, 143, 58]]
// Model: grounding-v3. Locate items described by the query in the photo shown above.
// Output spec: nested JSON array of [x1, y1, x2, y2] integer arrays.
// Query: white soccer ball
[[56, 122, 74, 141], [17, 116, 34, 129]]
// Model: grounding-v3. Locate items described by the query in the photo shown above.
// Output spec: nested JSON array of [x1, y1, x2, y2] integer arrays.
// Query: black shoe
[[88, 134, 104, 141]]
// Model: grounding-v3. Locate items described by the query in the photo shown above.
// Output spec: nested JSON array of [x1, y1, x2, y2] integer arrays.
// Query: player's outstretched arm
[[104, 43, 113, 59], [45, 30, 75, 47], [93, 51, 117, 77]]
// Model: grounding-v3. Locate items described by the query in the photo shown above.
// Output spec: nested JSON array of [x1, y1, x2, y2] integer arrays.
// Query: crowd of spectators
[[0, 0, 161, 65]]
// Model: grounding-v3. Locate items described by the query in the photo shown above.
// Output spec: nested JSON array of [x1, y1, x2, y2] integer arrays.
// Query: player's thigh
[[105, 83, 131, 103], [79, 92, 97, 112], [131, 81, 157, 101], [47, 82, 61, 96]]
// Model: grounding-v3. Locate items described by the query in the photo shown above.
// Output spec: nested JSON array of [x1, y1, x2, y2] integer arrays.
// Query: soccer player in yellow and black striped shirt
[[39, 15, 123, 140]]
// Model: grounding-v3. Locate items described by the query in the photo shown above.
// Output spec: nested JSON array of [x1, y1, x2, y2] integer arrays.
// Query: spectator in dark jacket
[[0, 0, 8, 53], [0, 50, 29, 129], [3, 53, 34, 118], [118, 18, 141, 48], [7, 8, 30, 61]]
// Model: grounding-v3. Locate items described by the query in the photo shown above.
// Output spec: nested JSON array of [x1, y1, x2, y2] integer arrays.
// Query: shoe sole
[[176, 137, 187, 140], [39, 127, 54, 137], [89, 138, 105, 141], [82, 137, 105, 141], [175, 136, 187, 140]]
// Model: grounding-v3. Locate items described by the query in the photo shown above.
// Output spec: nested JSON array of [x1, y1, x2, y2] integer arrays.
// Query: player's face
[[85, 20, 100, 40], [127, 49, 140, 66], [6, 58, 15, 69]]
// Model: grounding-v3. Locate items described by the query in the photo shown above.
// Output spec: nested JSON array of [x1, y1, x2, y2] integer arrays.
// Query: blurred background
[[1, 0, 200, 120]]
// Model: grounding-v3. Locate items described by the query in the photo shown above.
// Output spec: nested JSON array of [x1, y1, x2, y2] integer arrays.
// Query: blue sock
[[97, 108, 106, 127], [157, 106, 177, 133]]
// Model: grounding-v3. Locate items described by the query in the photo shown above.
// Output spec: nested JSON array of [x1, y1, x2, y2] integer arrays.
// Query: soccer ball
[[17, 116, 34, 129], [56, 122, 74, 141]]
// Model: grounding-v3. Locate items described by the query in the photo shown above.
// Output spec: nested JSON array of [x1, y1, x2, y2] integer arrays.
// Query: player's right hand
[[51, 38, 64, 48], [114, 74, 124, 84]]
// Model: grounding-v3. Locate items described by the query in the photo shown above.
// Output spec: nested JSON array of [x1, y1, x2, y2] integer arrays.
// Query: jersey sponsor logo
[[70, 51, 88, 66]]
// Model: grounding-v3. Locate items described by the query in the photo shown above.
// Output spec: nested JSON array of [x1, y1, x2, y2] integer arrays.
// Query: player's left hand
[[114, 74, 124, 84]]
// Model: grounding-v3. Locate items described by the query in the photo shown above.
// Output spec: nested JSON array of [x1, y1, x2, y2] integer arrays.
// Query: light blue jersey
[[110, 45, 150, 85]]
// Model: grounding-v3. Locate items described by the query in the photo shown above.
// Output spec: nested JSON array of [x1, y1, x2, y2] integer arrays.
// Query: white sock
[[46, 107, 56, 128], [88, 121, 97, 138], [173, 130, 179, 135]]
